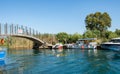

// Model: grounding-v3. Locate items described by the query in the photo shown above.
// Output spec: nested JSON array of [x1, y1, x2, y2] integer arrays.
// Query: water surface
[[0, 48, 120, 74]]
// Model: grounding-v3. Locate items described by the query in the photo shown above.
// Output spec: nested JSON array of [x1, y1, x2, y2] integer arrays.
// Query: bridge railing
[[0, 23, 41, 39]]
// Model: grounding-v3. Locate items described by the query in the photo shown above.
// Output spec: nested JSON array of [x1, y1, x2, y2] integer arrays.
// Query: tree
[[105, 31, 118, 39], [85, 12, 112, 37], [109, 32, 118, 39], [67, 34, 73, 43], [104, 31, 112, 39], [71, 33, 82, 43], [56, 32, 69, 44], [115, 29, 120, 36], [83, 30, 97, 38]]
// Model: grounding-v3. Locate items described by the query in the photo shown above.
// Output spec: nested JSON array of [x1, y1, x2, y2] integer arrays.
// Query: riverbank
[[6, 37, 33, 49]]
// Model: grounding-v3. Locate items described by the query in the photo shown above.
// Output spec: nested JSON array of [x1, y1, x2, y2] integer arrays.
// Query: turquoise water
[[0, 48, 120, 74]]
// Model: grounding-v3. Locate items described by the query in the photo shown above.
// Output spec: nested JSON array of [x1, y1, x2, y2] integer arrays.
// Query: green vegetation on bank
[[0, 37, 33, 49]]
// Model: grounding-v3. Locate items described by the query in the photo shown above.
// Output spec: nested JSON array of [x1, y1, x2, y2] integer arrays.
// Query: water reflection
[[0, 48, 120, 74], [7, 48, 33, 56], [33, 50, 40, 55], [0, 48, 34, 74], [0, 60, 5, 66], [51, 49, 67, 57]]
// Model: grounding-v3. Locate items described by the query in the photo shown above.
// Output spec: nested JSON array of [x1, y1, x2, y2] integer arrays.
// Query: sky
[[0, 0, 120, 34]]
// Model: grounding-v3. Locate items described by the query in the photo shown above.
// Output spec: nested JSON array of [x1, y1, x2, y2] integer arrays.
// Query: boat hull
[[69, 44, 96, 49], [101, 44, 120, 51], [52, 43, 63, 49]]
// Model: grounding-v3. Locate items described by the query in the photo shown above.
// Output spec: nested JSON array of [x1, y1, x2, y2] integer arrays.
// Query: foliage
[[85, 12, 112, 37], [104, 31, 112, 39], [109, 32, 118, 39], [70, 33, 82, 43], [83, 30, 98, 38], [67, 34, 73, 43], [115, 29, 120, 36], [105, 31, 118, 39], [100, 30, 118, 42], [56, 32, 69, 44], [36, 33, 57, 44]]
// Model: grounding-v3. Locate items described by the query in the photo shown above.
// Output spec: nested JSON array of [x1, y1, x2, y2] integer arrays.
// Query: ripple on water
[[0, 48, 120, 74]]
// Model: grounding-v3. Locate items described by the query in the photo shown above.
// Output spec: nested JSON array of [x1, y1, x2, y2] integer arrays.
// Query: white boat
[[101, 37, 120, 51], [67, 38, 97, 49], [52, 43, 63, 49]]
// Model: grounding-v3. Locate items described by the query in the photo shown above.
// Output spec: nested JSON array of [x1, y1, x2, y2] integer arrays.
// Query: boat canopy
[[112, 37, 120, 40], [110, 37, 120, 43], [78, 38, 97, 41]]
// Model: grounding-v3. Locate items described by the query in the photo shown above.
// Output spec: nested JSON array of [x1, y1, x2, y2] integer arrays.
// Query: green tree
[[67, 34, 73, 43], [56, 32, 69, 44], [71, 33, 82, 43], [115, 29, 120, 36], [109, 32, 118, 39], [104, 31, 112, 39], [105, 31, 118, 39], [85, 12, 111, 37], [83, 30, 97, 38]]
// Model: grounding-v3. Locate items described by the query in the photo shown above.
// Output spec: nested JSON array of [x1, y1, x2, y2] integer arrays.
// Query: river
[[0, 47, 120, 74]]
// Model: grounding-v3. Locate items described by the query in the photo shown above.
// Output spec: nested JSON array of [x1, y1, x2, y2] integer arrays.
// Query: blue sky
[[0, 0, 120, 34]]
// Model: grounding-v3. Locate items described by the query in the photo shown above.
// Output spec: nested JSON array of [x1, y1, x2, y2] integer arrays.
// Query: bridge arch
[[9, 34, 47, 49]]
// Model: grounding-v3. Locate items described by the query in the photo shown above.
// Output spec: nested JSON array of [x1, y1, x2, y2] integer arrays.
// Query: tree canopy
[[70, 33, 82, 43], [85, 12, 112, 35], [56, 32, 69, 44], [83, 30, 100, 38], [115, 29, 120, 36], [105, 30, 118, 39]]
